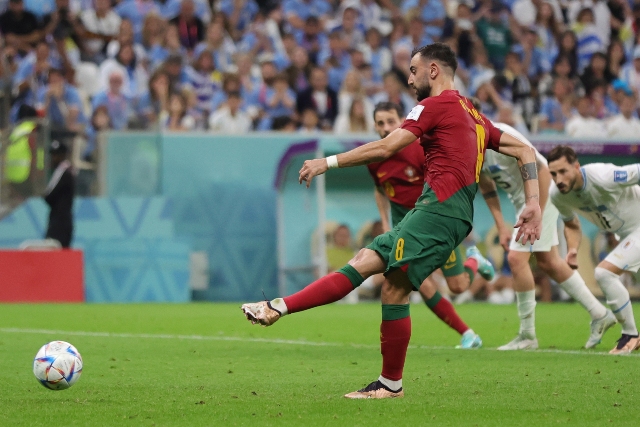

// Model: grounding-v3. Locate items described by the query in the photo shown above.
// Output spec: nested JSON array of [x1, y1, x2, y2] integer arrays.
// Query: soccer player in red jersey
[[242, 43, 542, 398], [367, 101, 495, 349]]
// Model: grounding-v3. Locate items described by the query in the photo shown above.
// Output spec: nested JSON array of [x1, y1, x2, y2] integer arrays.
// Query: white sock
[[559, 271, 607, 320], [378, 375, 402, 391], [269, 298, 288, 316], [516, 290, 536, 339], [595, 267, 638, 335]]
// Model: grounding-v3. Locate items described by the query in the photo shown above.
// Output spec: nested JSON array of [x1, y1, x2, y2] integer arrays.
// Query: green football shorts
[[441, 244, 466, 277], [366, 208, 472, 290]]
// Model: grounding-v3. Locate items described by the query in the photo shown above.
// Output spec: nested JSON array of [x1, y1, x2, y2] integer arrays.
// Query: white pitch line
[[1, 327, 637, 357]]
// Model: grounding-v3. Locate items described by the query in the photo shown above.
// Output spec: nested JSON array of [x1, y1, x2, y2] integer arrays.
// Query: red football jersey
[[367, 140, 424, 209], [400, 90, 502, 202]]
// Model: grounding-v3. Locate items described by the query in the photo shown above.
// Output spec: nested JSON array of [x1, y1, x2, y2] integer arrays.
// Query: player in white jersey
[[548, 145, 640, 355], [478, 123, 615, 350]]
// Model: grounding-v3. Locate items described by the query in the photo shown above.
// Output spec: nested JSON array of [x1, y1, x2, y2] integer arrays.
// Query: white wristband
[[326, 155, 339, 169]]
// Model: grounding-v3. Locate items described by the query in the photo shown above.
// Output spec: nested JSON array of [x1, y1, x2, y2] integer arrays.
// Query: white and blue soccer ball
[[33, 341, 83, 390]]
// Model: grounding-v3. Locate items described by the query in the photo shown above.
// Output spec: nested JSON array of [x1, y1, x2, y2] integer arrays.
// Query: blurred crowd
[[3, 0, 640, 157]]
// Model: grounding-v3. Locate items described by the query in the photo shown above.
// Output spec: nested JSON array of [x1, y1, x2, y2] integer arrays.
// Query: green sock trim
[[337, 264, 364, 289], [424, 291, 442, 309], [382, 304, 410, 321], [464, 266, 475, 284]]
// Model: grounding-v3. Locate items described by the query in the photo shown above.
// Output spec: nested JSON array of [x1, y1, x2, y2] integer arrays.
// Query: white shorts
[[509, 202, 559, 252], [604, 228, 640, 272]]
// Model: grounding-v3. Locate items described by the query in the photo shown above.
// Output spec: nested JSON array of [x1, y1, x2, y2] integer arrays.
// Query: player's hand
[[565, 249, 579, 269], [514, 203, 541, 245], [299, 158, 329, 188], [498, 225, 512, 252]]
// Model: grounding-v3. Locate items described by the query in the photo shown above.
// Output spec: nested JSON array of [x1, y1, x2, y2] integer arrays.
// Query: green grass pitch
[[0, 302, 638, 426]]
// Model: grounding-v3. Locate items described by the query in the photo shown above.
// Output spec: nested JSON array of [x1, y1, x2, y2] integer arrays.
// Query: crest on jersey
[[406, 105, 424, 121], [614, 170, 628, 182], [405, 166, 416, 178]]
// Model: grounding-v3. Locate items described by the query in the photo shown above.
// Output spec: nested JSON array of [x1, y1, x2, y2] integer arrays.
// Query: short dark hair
[[547, 145, 578, 164], [372, 102, 403, 120], [411, 43, 458, 74]]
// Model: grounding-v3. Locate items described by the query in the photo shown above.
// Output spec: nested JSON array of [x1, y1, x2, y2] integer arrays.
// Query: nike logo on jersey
[[377, 172, 387, 178], [444, 264, 455, 269]]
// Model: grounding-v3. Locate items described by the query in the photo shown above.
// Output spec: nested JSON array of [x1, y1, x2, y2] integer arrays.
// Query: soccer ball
[[33, 341, 83, 390]]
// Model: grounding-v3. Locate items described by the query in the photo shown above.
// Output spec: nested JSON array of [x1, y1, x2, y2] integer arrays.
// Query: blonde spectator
[[565, 96, 607, 137], [334, 97, 375, 134], [208, 91, 252, 134], [141, 12, 165, 51], [606, 94, 640, 138], [338, 70, 373, 118]]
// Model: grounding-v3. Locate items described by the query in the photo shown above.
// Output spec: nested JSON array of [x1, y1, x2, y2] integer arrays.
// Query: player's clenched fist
[[299, 158, 329, 187]]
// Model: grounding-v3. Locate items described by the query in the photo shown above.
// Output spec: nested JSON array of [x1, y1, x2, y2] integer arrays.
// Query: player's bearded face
[[414, 81, 431, 101]]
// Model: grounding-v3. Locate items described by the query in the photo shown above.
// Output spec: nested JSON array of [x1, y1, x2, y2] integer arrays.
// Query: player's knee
[[594, 266, 618, 284], [447, 276, 468, 294], [507, 251, 528, 271]]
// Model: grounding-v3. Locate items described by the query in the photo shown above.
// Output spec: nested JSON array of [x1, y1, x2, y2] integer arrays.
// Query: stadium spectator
[[36, 67, 85, 137], [572, 7, 605, 72], [333, 97, 374, 134], [331, 6, 365, 50], [371, 72, 414, 115], [84, 104, 111, 164], [504, 52, 535, 129], [208, 91, 252, 133], [555, 30, 579, 77], [0, 0, 40, 54], [295, 16, 327, 66], [401, 0, 446, 41], [337, 70, 372, 118], [41, 0, 85, 64], [538, 77, 574, 134], [533, 1, 561, 63], [218, 0, 259, 36], [298, 107, 320, 132], [271, 115, 297, 131], [11, 41, 55, 120], [114, 0, 160, 45], [511, 26, 551, 84], [193, 20, 236, 73], [467, 47, 496, 96], [161, 91, 196, 131], [106, 19, 147, 62], [257, 73, 296, 130], [91, 69, 132, 130], [620, 45, 640, 103], [476, 2, 512, 71], [318, 31, 351, 90], [141, 12, 165, 52], [606, 93, 640, 137], [567, 0, 611, 47], [606, 39, 626, 79], [169, 0, 205, 51], [296, 67, 338, 130], [283, 0, 332, 33], [581, 52, 614, 94], [285, 46, 311, 93], [590, 79, 618, 118], [511, 0, 562, 27], [389, 45, 412, 89], [99, 43, 149, 100], [148, 25, 187, 69], [137, 69, 170, 128], [363, 27, 391, 82], [183, 49, 222, 119], [565, 95, 607, 137], [79, 0, 121, 64]]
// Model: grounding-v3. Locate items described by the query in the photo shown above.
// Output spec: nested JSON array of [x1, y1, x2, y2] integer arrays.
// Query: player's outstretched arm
[[496, 132, 541, 244], [299, 129, 416, 188], [479, 172, 511, 251], [374, 188, 392, 233], [563, 217, 582, 269]]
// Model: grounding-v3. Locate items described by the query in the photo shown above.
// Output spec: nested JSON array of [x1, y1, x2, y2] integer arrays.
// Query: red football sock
[[283, 272, 354, 314], [380, 314, 411, 382], [428, 294, 469, 335], [463, 257, 478, 274]]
